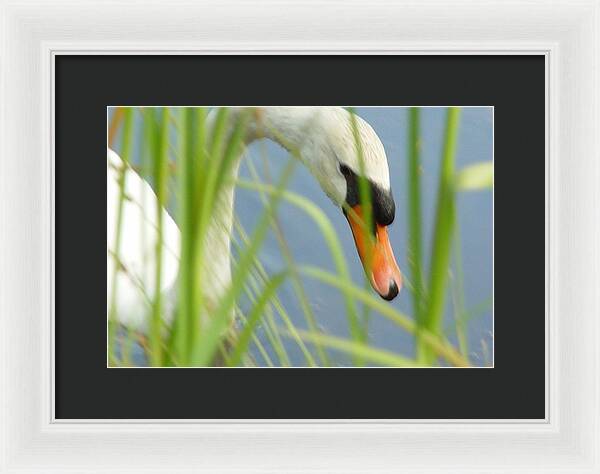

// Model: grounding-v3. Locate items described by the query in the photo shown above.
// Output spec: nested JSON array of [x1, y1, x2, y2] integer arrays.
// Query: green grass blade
[[171, 108, 194, 362], [182, 108, 209, 360], [227, 272, 288, 367], [148, 108, 170, 366], [187, 107, 209, 358], [280, 328, 417, 367], [407, 107, 428, 361], [422, 107, 461, 365], [108, 107, 135, 366]]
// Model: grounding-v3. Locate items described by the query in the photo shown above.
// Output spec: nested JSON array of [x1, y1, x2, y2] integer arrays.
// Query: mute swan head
[[258, 107, 402, 300]]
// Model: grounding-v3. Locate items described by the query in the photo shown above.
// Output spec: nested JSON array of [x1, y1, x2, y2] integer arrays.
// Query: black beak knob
[[382, 279, 399, 301]]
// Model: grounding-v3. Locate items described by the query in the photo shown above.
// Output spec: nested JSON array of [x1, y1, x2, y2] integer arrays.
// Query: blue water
[[110, 107, 493, 366]]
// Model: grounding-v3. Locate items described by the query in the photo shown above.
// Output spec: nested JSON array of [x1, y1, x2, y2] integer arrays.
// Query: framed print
[[56, 55, 539, 420], [1, 1, 599, 473]]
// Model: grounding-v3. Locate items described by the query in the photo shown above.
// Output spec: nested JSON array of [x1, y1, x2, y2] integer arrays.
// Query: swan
[[107, 107, 402, 333]]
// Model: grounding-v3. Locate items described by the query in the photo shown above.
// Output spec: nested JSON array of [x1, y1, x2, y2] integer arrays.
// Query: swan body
[[107, 107, 401, 332], [107, 149, 180, 329]]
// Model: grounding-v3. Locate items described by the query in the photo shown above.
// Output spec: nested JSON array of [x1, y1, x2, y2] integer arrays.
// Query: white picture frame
[[1, 0, 598, 472]]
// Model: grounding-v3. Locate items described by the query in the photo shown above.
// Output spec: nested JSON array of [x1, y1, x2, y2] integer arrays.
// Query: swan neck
[[201, 107, 313, 301], [247, 107, 316, 153]]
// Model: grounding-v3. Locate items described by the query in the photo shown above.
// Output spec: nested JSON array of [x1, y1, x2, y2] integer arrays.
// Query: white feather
[[107, 148, 180, 330]]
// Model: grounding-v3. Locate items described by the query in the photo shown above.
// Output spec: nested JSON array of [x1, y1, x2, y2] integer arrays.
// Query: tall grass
[[425, 108, 461, 356], [108, 107, 134, 365], [107, 106, 492, 368], [149, 108, 169, 366], [407, 107, 427, 362]]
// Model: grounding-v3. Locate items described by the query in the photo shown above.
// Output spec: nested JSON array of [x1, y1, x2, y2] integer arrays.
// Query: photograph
[[107, 106, 493, 368]]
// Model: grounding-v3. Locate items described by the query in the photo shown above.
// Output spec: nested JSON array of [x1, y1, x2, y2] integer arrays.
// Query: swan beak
[[345, 205, 402, 301]]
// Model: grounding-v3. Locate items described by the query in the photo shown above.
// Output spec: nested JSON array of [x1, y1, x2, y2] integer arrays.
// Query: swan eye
[[339, 163, 351, 176]]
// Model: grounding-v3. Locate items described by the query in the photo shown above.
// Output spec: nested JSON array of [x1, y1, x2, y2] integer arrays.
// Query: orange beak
[[345, 205, 402, 301]]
